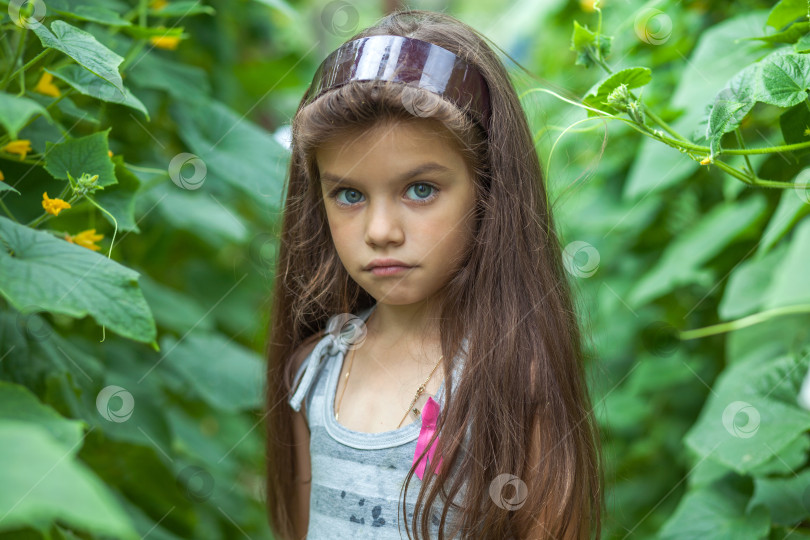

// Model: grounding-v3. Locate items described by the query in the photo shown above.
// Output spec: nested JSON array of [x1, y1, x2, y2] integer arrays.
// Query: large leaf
[[159, 331, 264, 412], [718, 241, 788, 320], [45, 65, 149, 120], [763, 215, 810, 309], [0, 381, 84, 448], [766, 0, 809, 30], [0, 217, 156, 345], [684, 352, 810, 473], [757, 51, 810, 108], [748, 467, 810, 526], [0, 422, 139, 538], [44, 129, 117, 188], [171, 99, 287, 208], [757, 180, 810, 255], [30, 20, 124, 91], [657, 477, 771, 539], [627, 194, 768, 306], [0, 92, 52, 139]]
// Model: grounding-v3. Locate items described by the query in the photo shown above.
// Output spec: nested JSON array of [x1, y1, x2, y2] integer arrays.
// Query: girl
[[265, 9, 604, 540]]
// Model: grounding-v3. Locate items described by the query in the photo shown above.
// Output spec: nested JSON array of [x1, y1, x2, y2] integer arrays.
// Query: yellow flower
[[0, 170, 4, 181], [150, 0, 168, 9], [108, 150, 114, 158], [33, 71, 60, 98], [2, 139, 32, 160], [580, 0, 599, 12], [700, 156, 713, 165], [42, 192, 71, 216], [150, 35, 180, 50], [65, 228, 104, 251]]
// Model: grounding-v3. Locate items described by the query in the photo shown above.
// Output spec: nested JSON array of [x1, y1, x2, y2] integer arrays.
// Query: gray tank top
[[288, 303, 469, 539]]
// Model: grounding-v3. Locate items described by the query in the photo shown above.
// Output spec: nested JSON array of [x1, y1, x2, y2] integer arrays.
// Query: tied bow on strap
[[413, 396, 444, 480]]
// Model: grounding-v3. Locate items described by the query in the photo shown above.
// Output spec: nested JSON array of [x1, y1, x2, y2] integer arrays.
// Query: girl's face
[[316, 118, 477, 306]]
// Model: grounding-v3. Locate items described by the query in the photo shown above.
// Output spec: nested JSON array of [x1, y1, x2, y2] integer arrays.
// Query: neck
[[365, 297, 443, 357]]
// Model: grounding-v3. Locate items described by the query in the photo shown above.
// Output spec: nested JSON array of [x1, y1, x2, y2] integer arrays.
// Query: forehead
[[315, 119, 468, 184]]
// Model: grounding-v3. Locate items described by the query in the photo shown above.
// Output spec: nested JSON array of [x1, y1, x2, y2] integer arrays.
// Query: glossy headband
[[304, 34, 491, 133]]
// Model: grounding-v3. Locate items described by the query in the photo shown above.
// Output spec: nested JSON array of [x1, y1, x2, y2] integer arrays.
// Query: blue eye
[[329, 182, 439, 208]]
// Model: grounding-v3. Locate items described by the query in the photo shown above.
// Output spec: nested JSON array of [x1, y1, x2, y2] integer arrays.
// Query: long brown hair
[[264, 9, 604, 539]]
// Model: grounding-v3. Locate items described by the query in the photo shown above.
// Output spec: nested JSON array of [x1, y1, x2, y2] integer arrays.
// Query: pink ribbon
[[413, 396, 443, 480]]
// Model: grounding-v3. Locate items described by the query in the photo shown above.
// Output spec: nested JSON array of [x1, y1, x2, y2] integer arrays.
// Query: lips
[[364, 258, 412, 270]]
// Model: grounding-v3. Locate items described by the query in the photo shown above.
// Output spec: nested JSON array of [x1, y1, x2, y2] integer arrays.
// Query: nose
[[365, 198, 404, 247]]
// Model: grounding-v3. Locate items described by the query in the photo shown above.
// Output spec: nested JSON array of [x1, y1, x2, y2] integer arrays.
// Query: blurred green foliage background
[[1, 0, 810, 538]]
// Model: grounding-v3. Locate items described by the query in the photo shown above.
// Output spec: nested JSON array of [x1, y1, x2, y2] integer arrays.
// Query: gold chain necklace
[[335, 345, 444, 429]]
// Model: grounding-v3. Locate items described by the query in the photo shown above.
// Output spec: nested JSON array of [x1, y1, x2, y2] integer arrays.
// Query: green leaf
[[764, 215, 810, 309], [749, 467, 810, 526], [718, 241, 789, 320], [757, 51, 810, 108], [747, 433, 810, 476], [127, 51, 210, 101], [628, 194, 768, 306], [583, 67, 652, 115], [0, 181, 20, 195], [43, 129, 117, 188], [142, 180, 249, 246], [170, 99, 287, 206], [570, 21, 611, 68], [29, 20, 124, 92], [779, 100, 810, 147], [658, 477, 771, 539], [150, 1, 216, 17], [45, 65, 149, 120], [795, 31, 810, 52], [0, 422, 139, 538], [51, 4, 132, 26], [0, 381, 85, 448], [757, 180, 810, 255], [767, 0, 809, 30], [750, 21, 810, 43], [0, 92, 52, 139], [159, 331, 264, 411], [684, 352, 810, 473], [0, 217, 156, 344], [706, 63, 759, 156]]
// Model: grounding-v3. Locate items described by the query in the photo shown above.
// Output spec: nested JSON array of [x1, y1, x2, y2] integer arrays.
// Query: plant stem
[[680, 304, 810, 339], [6, 48, 51, 87], [0, 197, 19, 223], [734, 127, 755, 177]]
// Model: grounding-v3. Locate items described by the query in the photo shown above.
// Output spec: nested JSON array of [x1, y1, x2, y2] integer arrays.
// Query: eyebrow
[[320, 162, 452, 186]]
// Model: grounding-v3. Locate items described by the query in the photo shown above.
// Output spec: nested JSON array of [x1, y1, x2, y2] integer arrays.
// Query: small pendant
[[412, 407, 420, 416]]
